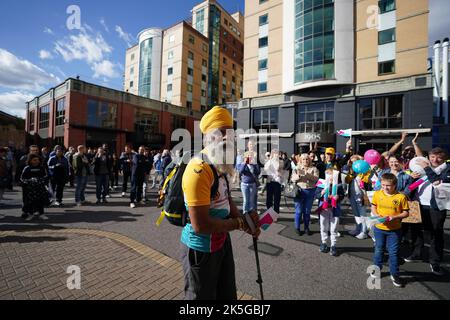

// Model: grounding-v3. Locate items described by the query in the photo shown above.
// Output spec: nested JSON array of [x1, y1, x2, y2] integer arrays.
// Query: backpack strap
[[195, 152, 230, 200]]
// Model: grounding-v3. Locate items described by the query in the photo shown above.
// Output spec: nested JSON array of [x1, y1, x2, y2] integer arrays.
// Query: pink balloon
[[364, 149, 381, 165]]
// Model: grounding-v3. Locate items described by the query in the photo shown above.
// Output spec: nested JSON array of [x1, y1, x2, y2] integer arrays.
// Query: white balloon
[[408, 157, 429, 176]]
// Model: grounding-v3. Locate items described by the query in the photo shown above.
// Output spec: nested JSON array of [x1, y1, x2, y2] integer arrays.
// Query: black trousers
[[50, 178, 65, 203], [181, 235, 237, 300], [110, 170, 119, 187], [130, 175, 144, 203], [410, 205, 447, 265], [122, 172, 131, 193]]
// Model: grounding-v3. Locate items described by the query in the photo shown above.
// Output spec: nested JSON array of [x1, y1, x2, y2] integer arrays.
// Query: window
[[258, 82, 267, 93], [187, 67, 194, 76], [259, 14, 268, 26], [297, 101, 334, 134], [223, 57, 227, 65], [201, 90, 207, 97], [232, 76, 236, 83], [359, 95, 402, 129], [202, 74, 207, 82], [131, 53, 135, 61], [187, 84, 193, 92], [259, 37, 268, 48], [169, 35, 175, 43], [55, 98, 66, 126], [87, 100, 117, 129], [29, 110, 35, 131], [186, 102, 192, 109], [39, 105, 50, 129], [130, 81, 134, 88], [195, 9, 205, 33], [223, 44, 228, 51], [130, 67, 134, 75], [379, 0, 396, 14], [168, 67, 173, 75], [233, 51, 236, 58], [167, 84, 173, 91], [202, 43, 208, 52], [222, 84, 227, 92], [259, 0, 268, 4], [171, 115, 186, 130], [223, 71, 227, 77], [378, 60, 395, 75], [202, 59, 207, 67], [188, 51, 194, 60], [378, 28, 396, 45], [135, 110, 160, 138], [258, 59, 268, 70], [189, 34, 195, 44], [224, 19, 229, 26], [253, 108, 278, 132], [232, 63, 236, 70], [168, 51, 174, 59]]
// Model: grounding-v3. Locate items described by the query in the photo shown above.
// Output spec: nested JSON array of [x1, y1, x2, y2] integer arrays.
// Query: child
[[318, 168, 345, 257], [371, 173, 410, 287], [21, 154, 49, 221]]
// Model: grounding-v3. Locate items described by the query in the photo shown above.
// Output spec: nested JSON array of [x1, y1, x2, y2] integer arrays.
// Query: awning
[[238, 132, 294, 139]]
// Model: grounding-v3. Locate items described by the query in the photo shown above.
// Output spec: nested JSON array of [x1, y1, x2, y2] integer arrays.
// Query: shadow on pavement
[[0, 235, 67, 244]]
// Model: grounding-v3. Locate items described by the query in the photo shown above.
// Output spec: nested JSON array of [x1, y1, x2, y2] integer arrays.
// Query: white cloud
[[0, 91, 35, 118], [54, 32, 112, 64], [39, 50, 53, 60], [115, 25, 135, 47], [44, 27, 54, 35], [0, 48, 60, 91], [100, 18, 109, 32], [92, 60, 120, 79]]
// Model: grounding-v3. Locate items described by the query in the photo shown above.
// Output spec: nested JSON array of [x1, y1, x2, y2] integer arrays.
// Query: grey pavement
[[0, 178, 449, 300]]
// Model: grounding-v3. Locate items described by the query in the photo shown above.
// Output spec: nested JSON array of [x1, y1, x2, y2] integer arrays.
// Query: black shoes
[[390, 275, 405, 288]]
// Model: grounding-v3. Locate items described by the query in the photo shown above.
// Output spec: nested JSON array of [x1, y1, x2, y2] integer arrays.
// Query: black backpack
[[156, 153, 227, 227]]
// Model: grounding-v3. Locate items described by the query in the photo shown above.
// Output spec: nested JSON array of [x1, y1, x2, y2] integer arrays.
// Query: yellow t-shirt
[[371, 190, 410, 231]]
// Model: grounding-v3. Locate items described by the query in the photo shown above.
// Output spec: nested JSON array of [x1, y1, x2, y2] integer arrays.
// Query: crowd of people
[[1, 109, 449, 297]]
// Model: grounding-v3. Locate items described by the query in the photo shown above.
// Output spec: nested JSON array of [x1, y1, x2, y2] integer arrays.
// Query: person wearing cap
[[180, 106, 261, 300]]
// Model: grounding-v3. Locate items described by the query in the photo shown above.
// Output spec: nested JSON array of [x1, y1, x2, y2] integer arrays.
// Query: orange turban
[[199, 106, 233, 134]]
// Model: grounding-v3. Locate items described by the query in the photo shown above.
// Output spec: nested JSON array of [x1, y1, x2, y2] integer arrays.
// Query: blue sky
[[0, 0, 449, 118], [0, 0, 245, 117]]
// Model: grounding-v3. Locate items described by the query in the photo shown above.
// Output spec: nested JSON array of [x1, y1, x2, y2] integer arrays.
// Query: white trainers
[[122, 192, 126, 197], [356, 232, 368, 240], [76, 202, 82, 207], [130, 203, 136, 208]]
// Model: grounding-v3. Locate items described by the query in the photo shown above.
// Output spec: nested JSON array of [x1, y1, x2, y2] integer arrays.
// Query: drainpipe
[[442, 38, 449, 124], [434, 40, 441, 118]]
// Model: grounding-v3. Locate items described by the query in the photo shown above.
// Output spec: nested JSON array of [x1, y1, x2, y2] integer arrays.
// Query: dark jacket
[[47, 155, 70, 179], [120, 152, 135, 173], [132, 154, 148, 177], [424, 161, 450, 210], [161, 155, 172, 173], [93, 155, 112, 176], [237, 162, 261, 184], [377, 169, 414, 198]]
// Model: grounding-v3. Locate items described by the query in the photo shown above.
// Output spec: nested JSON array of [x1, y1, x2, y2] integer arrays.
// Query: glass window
[[167, 84, 173, 91], [187, 84, 193, 92], [259, 14, 269, 26], [195, 9, 205, 34], [168, 51, 174, 59], [359, 95, 403, 129], [189, 35, 195, 44], [378, 60, 395, 75], [188, 51, 194, 60], [258, 59, 268, 70], [202, 74, 207, 82], [258, 82, 267, 92], [55, 98, 65, 126], [202, 59, 207, 67], [87, 100, 117, 129], [131, 53, 135, 61], [379, 0, 396, 14], [253, 107, 278, 131], [29, 110, 35, 131], [297, 101, 334, 134], [223, 57, 227, 64], [378, 28, 396, 45], [39, 105, 50, 129], [203, 44, 208, 52], [259, 0, 268, 4], [168, 67, 173, 75], [259, 37, 268, 48], [130, 81, 134, 88], [188, 67, 194, 76], [169, 35, 175, 43], [130, 67, 134, 75]]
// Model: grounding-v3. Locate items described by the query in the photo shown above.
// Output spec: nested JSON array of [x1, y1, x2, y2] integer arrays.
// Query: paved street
[[0, 178, 449, 300]]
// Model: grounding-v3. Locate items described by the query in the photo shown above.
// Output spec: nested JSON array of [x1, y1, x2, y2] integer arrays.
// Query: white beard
[[206, 141, 235, 176]]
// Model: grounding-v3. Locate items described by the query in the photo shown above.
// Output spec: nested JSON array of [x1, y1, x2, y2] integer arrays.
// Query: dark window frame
[[378, 60, 396, 75]]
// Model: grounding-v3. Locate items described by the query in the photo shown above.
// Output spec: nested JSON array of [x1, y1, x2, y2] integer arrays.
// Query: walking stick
[[245, 213, 264, 300]]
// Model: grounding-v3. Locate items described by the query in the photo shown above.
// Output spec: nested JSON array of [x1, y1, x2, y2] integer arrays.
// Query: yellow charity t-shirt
[[371, 190, 410, 231]]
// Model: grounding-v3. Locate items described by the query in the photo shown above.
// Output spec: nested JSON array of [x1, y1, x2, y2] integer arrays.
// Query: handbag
[[284, 182, 300, 198]]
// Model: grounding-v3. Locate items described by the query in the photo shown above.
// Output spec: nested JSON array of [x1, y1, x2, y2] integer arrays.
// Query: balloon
[[409, 157, 429, 176], [352, 160, 371, 174], [364, 149, 382, 165]]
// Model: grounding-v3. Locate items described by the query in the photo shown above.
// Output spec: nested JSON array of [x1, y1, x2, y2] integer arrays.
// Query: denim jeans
[[266, 181, 281, 213], [95, 174, 109, 200], [294, 187, 316, 231], [130, 175, 145, 203], [373, 227, 401, 276], [75, 176, 88, 203], [241, 182, 258, 214]]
